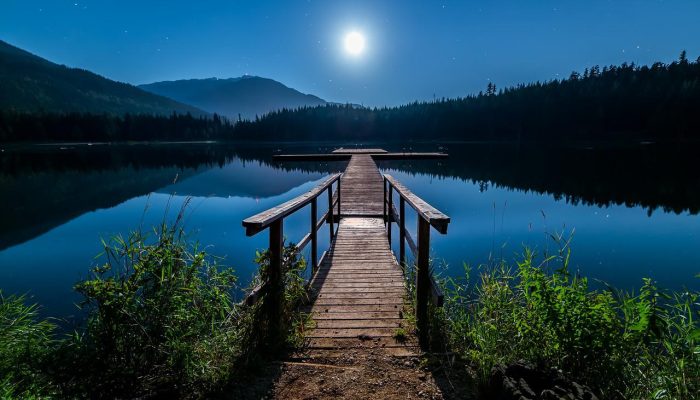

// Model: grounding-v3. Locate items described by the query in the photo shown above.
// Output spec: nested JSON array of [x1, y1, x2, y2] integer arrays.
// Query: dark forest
[[2, 52, 699, 143]]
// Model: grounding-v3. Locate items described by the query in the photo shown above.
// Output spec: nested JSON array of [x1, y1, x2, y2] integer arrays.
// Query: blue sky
[[2, 0, 699, 106]]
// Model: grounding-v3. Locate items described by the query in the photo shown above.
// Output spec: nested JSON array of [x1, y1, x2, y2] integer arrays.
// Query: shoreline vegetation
[[2, 52, 700, 144], [427, 237, 700, 399], [1, 220, 698, 398], [1, 217, 310, 399]]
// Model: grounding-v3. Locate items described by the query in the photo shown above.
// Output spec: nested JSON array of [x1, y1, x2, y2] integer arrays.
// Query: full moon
[[344, 31, 365, 56]]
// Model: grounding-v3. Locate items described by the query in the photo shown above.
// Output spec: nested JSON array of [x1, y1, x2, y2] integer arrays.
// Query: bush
[[440, 244, 700, 399], [62, 223, 243, 397]]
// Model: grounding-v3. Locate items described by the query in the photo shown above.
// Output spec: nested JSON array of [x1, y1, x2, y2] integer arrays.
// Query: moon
[[344, 31, 366, 56]]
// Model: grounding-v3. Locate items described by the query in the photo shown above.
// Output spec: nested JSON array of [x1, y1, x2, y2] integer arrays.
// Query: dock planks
[[303, 152, 422, 355], [338, 154, 385, 217], [306, 217, 417, 355]]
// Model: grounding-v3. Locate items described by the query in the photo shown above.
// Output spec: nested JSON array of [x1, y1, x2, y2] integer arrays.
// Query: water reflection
[[0, 142, 698, 320], [377, 142, 700, 216]]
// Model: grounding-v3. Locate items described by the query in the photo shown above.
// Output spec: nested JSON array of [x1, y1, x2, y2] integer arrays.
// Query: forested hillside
[[234, 51, 700, 143], [0, 40, 204, 116]]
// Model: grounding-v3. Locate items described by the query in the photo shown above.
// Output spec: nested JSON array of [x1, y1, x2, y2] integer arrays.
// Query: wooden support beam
[[387, 186, 393, 244], [267, 219, 284, 342], [399, 197, 406, 267], [327, 186, 334, 240], [416, 217, 431, 349], [383, 179, 387, 224], [337, 179, 341, 218], [311, 198, 318, 273]]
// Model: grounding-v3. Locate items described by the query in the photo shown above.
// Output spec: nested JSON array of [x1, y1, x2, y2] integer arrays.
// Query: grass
[[393, 327, 408, 342], [0, 218, 312, 398], [0, 292, 56, 398], [434, 237, 700, 399]]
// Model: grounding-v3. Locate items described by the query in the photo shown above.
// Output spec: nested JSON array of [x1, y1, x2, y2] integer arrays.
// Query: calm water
[[1, 142, 698, 321]]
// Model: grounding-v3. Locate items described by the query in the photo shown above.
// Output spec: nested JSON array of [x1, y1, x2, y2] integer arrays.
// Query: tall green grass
[[0, 292, 56, 398], [58, 222, 243, 397], [0, 221, 311, 398], [437, 240, 700, 399]]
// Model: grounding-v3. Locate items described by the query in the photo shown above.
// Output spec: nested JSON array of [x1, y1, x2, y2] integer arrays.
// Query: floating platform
[[272, 151, 448, 161]]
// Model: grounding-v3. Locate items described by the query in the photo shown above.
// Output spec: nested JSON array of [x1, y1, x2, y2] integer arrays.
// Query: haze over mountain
[[0, 40, 204, 116], [139, 76, 326, 120]]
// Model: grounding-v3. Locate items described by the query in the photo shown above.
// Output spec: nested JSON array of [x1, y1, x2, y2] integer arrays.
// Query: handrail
[[242, 173, 342, 236], [383, 174, 450, 348], [240, 173, 342, 313], [383, 174, 450, 234]]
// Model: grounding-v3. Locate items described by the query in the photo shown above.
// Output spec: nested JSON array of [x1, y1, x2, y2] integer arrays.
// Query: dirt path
[[263, 347, 474, 400]]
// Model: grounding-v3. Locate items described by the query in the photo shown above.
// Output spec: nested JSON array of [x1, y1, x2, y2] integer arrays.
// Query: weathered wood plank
[[314, 319, 404, 329], [313, 297, 404, 306], [307, 327, 400, 338], [306, 337, 419, 350], [310, 287, 405, 294], [316, 291, 405, 299], [309, 311, 402, 320], [303, 304, 404, 313]]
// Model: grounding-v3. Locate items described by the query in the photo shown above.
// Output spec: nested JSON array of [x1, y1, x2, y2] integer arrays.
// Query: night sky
[[2, 0, 699, 106]]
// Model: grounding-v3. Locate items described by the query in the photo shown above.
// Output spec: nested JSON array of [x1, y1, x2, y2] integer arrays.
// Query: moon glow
[[344, 31, 366, 56]]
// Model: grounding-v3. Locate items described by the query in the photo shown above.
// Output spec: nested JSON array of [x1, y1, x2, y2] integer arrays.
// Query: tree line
[[0, 112, 235, 142], [2, 51, 699, 143], [234, 51, 700, 143]]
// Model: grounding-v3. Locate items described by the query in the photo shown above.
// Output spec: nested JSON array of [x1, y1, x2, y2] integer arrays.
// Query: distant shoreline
[[3, 139, 700, 152]]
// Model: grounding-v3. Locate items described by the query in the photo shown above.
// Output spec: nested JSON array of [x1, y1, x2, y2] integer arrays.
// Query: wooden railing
[[383, 174, 450, 347], [241, 173, 342, 315]]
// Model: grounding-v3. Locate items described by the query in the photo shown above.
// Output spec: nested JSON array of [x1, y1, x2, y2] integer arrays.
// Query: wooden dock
[[243, 148, 450, 356]]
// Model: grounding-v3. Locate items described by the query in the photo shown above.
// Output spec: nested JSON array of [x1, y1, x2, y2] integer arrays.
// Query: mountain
[[139, 76, 326, 120], [0, 40, 204, 116]]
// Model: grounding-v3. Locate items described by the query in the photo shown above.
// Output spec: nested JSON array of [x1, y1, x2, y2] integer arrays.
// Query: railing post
[[327, 186, 334, 240], [399, 197, 406, 267], [311, 198, 318, 273], [387, 186, 393, 244], [267, 219, 284, 342], [416, 217, 431, 349], [383, 178, 387, 225], [337, 178, 341, 217]]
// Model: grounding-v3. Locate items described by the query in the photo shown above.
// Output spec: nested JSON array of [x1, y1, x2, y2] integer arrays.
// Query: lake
[[1, 142, 698, 322]]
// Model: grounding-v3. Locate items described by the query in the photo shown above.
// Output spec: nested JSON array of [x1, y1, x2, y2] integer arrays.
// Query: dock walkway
[[243, 148, 450, 358]]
